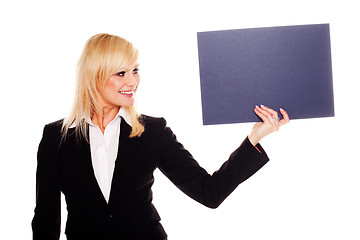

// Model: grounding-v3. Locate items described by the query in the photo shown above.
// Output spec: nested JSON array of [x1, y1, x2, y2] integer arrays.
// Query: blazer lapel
[[71, 126, 108, 206], [108, 118, 135, 205]]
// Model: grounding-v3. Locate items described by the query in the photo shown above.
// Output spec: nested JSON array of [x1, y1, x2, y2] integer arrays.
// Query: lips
[[119, 90, 135, 97]]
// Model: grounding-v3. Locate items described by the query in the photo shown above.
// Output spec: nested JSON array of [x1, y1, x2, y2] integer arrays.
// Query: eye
[[115, 71, 126, 77], [133, 68, 139, 74]]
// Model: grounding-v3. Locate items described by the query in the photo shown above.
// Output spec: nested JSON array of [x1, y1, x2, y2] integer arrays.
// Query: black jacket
[[32, 115, 269, 240]]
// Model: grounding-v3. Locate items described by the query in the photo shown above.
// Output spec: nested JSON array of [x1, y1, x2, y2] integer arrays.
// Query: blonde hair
[[62, 33, 144, 140]]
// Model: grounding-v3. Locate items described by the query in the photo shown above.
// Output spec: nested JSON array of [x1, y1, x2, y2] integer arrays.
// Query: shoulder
[[37, 119, 66, 159], [139, 115, 176, 144], [39, 119, 66, 148], [45, 119, 64, 129], [140, 114, 167, 131], [42, 119, 64, 137]]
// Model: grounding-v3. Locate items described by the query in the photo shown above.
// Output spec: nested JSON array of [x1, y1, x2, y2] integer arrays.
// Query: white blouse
[[87, 107, 131, 202]]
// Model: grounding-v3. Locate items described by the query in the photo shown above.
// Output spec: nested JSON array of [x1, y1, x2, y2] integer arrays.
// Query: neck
[[92, 105, 120, 134]]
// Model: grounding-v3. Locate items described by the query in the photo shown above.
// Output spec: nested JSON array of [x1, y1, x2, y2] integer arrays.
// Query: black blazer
[[32, 115, 269, 240]]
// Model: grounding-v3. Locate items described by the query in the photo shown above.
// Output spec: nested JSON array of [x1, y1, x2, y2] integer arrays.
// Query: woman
[[32, 33, 289, 240]]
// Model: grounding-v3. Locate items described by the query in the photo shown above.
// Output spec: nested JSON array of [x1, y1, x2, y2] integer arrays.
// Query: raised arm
[[158, 119, 269, 209]]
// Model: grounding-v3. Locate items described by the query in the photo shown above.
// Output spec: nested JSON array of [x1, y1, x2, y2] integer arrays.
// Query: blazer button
[[108, 214, 113, 222]]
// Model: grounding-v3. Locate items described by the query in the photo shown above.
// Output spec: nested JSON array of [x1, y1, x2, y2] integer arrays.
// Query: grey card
[[197, 23, 334, 125]]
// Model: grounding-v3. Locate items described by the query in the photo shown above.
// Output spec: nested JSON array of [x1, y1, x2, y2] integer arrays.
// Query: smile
[[119, 90, 134, 96]]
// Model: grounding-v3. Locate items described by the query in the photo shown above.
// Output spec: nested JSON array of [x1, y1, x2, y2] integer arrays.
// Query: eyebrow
[[116, 64, 140, 73]]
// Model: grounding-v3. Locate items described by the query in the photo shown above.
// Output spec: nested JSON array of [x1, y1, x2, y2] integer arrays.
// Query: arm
[[158, 106, 289, 209], [158, 119, 269, 209], [32, 123, 62, 240]]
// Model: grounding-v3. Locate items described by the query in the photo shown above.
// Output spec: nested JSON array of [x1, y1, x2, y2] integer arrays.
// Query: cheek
[[105, 77, 119, 90], [104, 77, 125, 95]]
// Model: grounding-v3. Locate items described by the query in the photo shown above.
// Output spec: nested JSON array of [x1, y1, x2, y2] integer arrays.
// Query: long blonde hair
[[62, 33, 144, 140]]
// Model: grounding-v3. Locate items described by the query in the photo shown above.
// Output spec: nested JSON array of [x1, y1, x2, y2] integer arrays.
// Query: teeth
[[120, 91, 133, 95]]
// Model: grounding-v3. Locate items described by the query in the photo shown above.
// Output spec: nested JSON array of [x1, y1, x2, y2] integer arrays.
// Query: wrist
[[248, 133, 260, 146]]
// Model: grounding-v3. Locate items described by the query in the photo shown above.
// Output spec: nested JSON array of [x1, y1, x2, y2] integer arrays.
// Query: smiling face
[[96, 64, 140, 109]]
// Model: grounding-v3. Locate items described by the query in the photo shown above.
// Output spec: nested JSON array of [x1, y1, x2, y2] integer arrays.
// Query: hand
[[248, 105, 290, 146]]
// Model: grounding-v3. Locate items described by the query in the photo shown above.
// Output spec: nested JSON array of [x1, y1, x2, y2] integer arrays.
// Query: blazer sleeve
[[32, 123, 62, 240], [157, 118, 269, 209]]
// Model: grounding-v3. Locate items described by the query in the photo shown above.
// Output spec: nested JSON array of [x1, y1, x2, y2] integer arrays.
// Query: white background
[[1, 0, 359, 239]]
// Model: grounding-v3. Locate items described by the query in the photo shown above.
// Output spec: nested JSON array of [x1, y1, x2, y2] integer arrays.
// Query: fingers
[[260, 105, 278, 118], [251, 105, 289, 143], [256, 105, 279, 126], [255, 105, 290, 128], [254, 105, 272, 123], [254, 106, 279, 133], [279, 108, 290, 127], [254, 106, 268, 123]]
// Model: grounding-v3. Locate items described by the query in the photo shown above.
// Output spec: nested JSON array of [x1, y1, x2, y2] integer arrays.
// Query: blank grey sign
[[197, 24, 334, 125]]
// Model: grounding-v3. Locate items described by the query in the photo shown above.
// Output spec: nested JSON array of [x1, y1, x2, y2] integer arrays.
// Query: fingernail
[[260, 104, 265, 108], [280, 108, 284, 111], [255, 105, 259, 108]]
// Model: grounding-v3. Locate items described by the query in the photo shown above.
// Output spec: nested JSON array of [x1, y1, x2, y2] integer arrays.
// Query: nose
[[126, 73, 137, 87]]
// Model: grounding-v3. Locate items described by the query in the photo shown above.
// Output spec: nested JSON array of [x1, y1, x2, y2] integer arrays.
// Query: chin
[[118, 100, 135, 108]]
